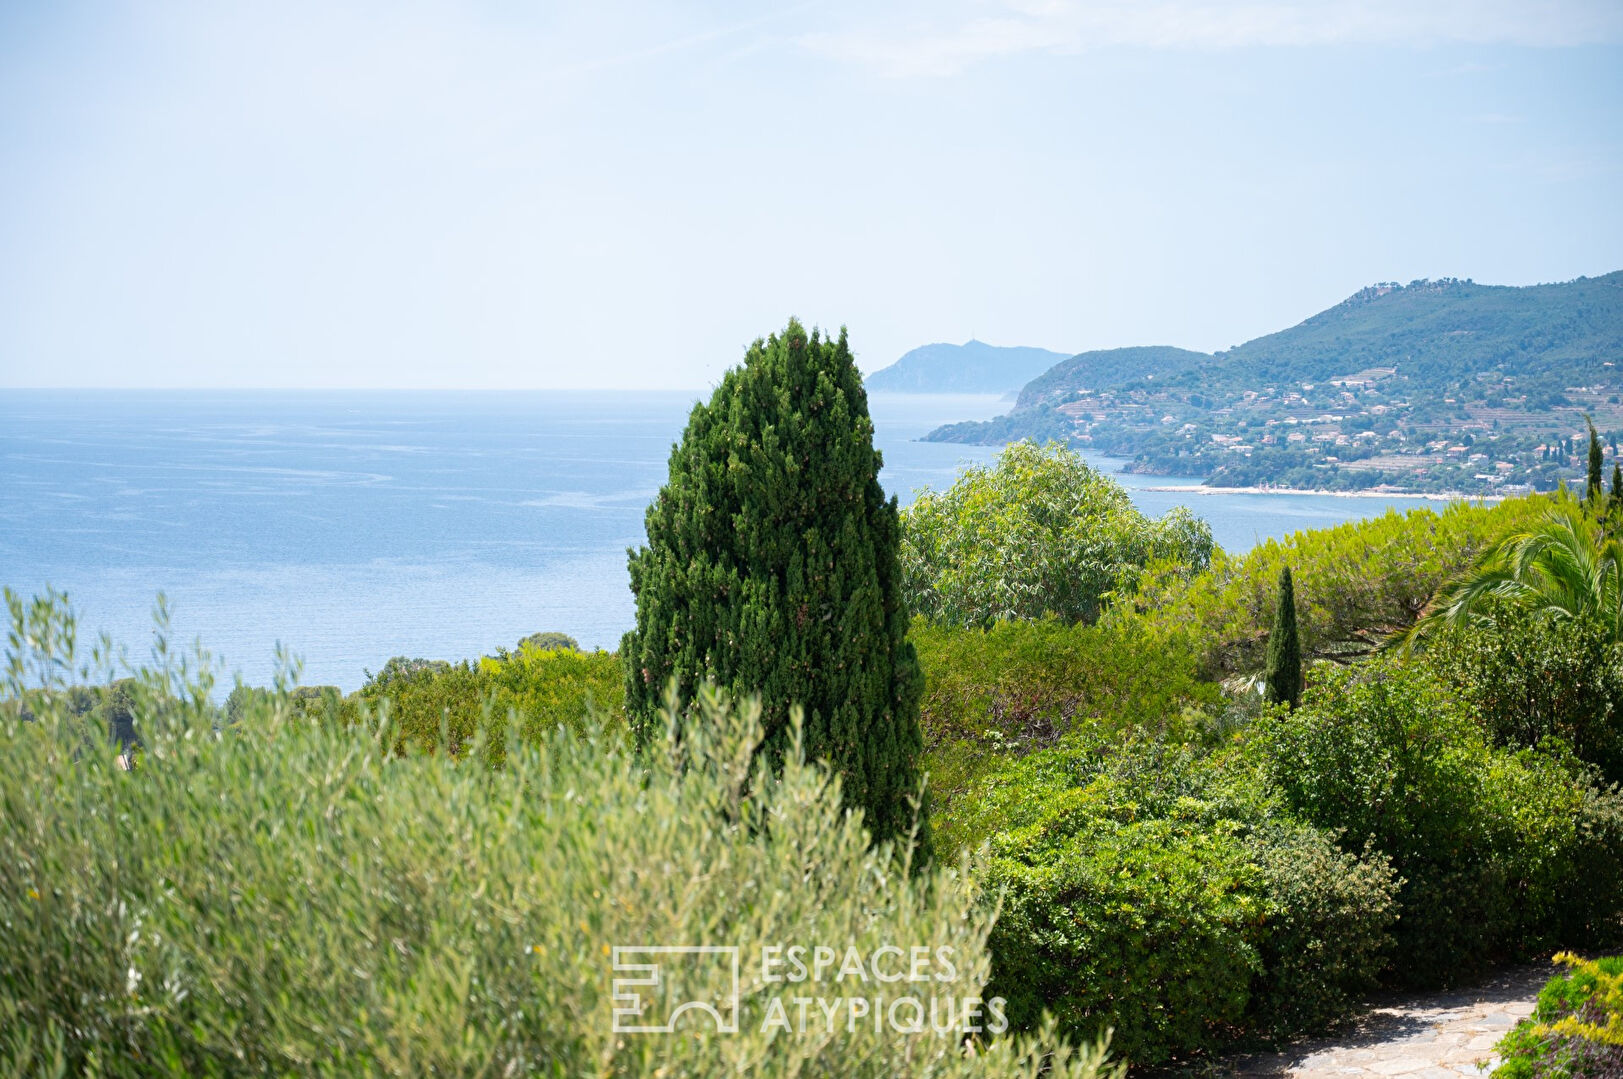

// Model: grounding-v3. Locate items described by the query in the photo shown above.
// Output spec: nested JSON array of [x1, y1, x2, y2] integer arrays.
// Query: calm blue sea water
[[1, 390, 1462, 690]]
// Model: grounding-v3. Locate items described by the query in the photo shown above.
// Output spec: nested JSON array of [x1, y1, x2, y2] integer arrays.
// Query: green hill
[[1015, 346, 1210, 408], [925, 272, 1623, 494], [1210, 273, 1623, 391], [864, 340, 1071, 394]]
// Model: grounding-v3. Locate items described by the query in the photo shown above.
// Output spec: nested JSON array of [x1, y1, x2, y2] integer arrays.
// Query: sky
[[1, 1, 1620, 389]]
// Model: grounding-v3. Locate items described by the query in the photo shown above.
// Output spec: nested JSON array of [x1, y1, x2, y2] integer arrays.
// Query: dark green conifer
[[621, 320, 925, 847], [1611, 463, 1623, 517], [1587, 418, 1604, 505], [1263, 565, 1302, 710]]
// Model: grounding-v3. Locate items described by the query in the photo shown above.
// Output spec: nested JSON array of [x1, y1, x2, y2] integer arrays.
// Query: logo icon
[[611, 946, 741, 1034]]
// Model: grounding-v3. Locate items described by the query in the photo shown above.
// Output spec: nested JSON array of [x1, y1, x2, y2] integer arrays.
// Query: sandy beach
[[1139, 484, 1505, 503]]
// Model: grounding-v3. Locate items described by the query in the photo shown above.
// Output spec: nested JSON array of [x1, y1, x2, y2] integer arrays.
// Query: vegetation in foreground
[[0, 602, 1115, 1079], [9, 412, 1623, 1073], [1493, 955, 1623, 1078]]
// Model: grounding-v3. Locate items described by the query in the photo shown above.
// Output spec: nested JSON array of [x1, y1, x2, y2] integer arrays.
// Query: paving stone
[[1189, 962, 1554, 1079]]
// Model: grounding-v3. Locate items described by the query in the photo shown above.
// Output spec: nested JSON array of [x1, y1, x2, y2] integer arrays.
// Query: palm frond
[[1395, 495, 1623, 653]]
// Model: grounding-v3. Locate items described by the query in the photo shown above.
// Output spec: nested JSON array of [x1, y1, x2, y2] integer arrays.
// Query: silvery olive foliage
[[0, 590, 1118, 1079]]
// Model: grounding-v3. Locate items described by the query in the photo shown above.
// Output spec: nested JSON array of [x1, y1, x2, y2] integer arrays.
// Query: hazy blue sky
[[2, 1, 1620, 389]]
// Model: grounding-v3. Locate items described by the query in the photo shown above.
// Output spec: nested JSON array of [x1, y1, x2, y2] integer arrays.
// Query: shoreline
[[1137, 484, 1504, 502]]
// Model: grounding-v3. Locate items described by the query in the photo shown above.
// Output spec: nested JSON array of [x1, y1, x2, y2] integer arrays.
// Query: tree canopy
[[899, 440, 1212, 627], [621, 320, 925, 847]]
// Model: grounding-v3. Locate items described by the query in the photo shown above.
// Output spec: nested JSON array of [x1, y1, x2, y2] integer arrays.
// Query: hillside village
[[919, 273, 1623, 494]]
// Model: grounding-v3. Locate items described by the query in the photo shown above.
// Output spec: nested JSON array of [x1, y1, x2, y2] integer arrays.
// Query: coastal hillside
[[865, 340, 1071, 394], [1015, 346, 1210, 408], [927, 272, 1623, 494]]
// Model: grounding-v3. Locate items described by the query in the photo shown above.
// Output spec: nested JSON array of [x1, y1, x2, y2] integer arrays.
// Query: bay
[[1, 389, 1464, 690]]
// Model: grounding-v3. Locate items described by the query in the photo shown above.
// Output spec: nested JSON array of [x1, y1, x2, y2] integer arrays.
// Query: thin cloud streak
[[804, 0, 1623, 77], [547, 2, 821, 82]]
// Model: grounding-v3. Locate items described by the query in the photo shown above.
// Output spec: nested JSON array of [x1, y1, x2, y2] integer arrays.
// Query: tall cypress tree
[[1610, 463, 1622, 517], [621, 320, 925, 847], [1263, 565, 1302, 710], [1587, 418, 1604, 506]]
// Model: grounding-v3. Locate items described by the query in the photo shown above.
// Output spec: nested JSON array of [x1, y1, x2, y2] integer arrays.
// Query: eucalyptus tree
[[899, 440, 1212, 627]]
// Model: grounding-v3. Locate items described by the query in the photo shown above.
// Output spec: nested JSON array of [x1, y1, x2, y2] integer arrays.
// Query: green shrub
[[0, 595, 1117, 1079], [513, 631, 579, 653], [363, 655, 453, 686], [974, 736, 1397, 1065], [1243, 822, 1396, 1036], [476, 640, 625, 741], [300, 644, 630, 767], [1123, 494, 1553, 679], [1418, 605, 1623, 785], [1252, 659, 1623, 986], [910, 618, 1221, 855], [984, 796, 1260, 1065], [900, 440, 1212, 628], [1493, 954, 1623, 1078], [355, 658, 496, 761]]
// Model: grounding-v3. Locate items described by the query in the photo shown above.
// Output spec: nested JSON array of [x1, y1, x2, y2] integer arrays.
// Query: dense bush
[[475, 640, 625, 740], [621, 320, 925, 847], [513, 630, 579, 653], [1123, 494, 1552, 678], [0, 599, 1115, 1079], [910, 618, 1221, 855], [355, 658, 494, 758], [1493, 954, 1623, 1078], [1242, 822, 1397, 1036], [900, 440, 1212, 627], [1251, 659, 1623, 986], [338, 643, 628, 765], [1418, 605, 1623, 785], [973, 736, 1397, 1065]]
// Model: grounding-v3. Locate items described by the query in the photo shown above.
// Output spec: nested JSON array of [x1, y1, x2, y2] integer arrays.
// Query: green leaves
[[1126, 493, 1552, 678], [974, 731, 1396, 1064], [0, 598, 1119, 1079], [1407, 493, 1623, 649], [1262, 566, 1302, 709], [621, 320, 926, 848], [899, 441, 1213, 628], [1251, 658, 1623, 986]]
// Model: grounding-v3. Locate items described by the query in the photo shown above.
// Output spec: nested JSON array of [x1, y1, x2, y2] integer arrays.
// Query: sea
[[1, 389, 1466, 691]]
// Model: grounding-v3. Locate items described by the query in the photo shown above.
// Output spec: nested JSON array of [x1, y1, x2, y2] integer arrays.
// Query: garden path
[[1209, 961, 1552, 1078]]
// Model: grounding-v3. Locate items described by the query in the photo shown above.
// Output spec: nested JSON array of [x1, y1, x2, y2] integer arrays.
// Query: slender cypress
[[1611, 463, 1623, 517], [1263, 565, 1302, 710], [1587, 418, 1604, 505], [621, 320, 925, 847]]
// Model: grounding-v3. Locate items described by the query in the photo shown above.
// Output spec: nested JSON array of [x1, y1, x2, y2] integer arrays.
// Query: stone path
[[1210, 961, 1553, 1078]]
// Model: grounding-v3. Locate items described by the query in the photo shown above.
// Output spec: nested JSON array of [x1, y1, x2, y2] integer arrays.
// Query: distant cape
[[864, 340, 1071, 395]]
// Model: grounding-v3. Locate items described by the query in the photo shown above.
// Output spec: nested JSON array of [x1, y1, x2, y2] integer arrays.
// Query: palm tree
[[1401, 495, 1623, 650]]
